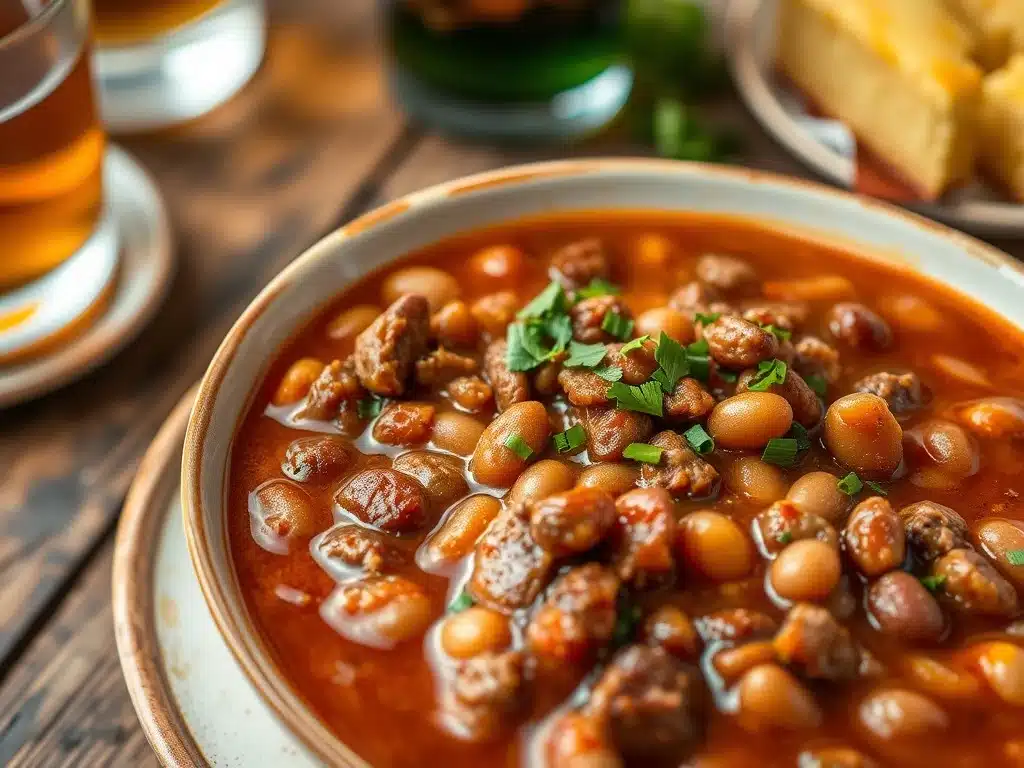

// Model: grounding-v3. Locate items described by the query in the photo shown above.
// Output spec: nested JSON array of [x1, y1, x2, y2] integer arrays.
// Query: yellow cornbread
[[979, 54, 1024, 200], [945, 0, 1024, 69], [777, 0, 982, 199]]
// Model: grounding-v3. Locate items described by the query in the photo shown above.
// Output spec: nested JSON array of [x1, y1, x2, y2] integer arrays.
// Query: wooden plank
[[0, 0, 410, 675]]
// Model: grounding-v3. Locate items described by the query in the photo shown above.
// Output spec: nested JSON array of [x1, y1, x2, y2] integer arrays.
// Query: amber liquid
[[92, 0, 224, 44], [0, 7, 105, 290]]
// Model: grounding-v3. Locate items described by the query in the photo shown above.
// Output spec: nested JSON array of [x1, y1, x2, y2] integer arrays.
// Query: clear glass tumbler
[[92, 0, 266, 132]]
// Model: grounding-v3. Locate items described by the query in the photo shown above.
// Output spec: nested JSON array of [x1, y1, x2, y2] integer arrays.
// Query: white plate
[[725, 0, 1024, 237], [0, 144, 174, 409], [113, 389, 321, 767]]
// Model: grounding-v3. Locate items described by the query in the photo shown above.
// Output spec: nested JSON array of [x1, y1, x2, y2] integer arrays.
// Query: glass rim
[[0, 0, 76, 51]]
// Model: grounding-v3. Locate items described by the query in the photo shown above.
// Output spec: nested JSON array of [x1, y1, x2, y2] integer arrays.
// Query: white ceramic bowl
[[182, 158, 1024, 765]]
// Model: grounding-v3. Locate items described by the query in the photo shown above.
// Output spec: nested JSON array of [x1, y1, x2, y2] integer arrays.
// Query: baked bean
[[904, 420, 978, 489], [857, 688, 948, 741], [470, 401, 551, 488], [373, 402, 435, 446], [382, 266, 460, 312], [878, 293, 945, 334], [447, 375, 494, 413], [528, 487, 616, 556], [418, 495, 502, 572], [321, 575, 433, 650], [641, 605, 701, 661], [545, 712, 622, 768], [723, 457, 789, 506], [312, 523, 401, 579], [712, 641, 777, 681], [786, 471, 851, 526], [441, 606, 513, 660], [577, 462, 640, 497], [932, 548, 1019, 617], [827, 302, 893, 351], [866, 571, 945, 643], [249, 479, 327, 554], [326, 305, 379, 343], [635, 307, 695, 344], [468, 244, 525, 285], [823, 393, 903, 479], [843, 497, 906, 577], [737, 664, 822, 731], [431, 300, 479, 348], [677, 511, 754, 582], [696, 253, 760, 298], [931, 354, 992, 388], [509, 459, 577, 505], [957, 397, 1024, 439], [472, 292, 519, 339], [753, 500, 838, 558], [708, 392, 793, 450], [975, 518, 1024, 589], [773, 604, 861, 681], [793, 335, 842, 384], [970, 642, 1024, 706], [549, 237, 609, 290], [763, 275, 855, 302], [902, 655, 981, 699], [393, 451, 468, 512], [273, 357, 325, 406], [281, 435, 354, 483], [431, 411, 486, 456], [770, 539, 841, 602]]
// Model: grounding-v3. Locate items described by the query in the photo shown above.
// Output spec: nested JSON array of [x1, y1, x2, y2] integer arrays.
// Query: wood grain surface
[[1, 0, 1022, 765]]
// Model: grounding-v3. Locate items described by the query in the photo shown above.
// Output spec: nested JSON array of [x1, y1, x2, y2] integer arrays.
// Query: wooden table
[[1, 2, 1021, 765]]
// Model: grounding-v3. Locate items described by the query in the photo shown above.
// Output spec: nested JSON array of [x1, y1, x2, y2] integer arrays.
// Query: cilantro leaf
[[577, 278, 621, 299], [601, 311, 634, 340], [564, 341, 607, 368], [655, 331, 690, 390], [747, 359, 787, 391], [607, 380, 664, 416], [518, 281, 567, 319], [594, 366, 624, 382]]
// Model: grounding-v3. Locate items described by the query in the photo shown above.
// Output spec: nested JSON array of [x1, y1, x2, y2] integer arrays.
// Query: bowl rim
[[181, 157, 1024, 766]]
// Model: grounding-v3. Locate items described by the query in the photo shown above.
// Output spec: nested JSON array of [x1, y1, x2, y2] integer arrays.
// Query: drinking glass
[[0, 0, 117, 292], [92, 0, 266, 132], [386, 0, 632, 141]]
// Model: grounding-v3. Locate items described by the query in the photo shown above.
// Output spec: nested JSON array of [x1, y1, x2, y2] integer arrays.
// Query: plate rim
[[724, 0, 1024, 236], [112, 386, 208, 768]]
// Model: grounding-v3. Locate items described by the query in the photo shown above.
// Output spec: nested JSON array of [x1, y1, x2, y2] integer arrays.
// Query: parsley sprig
[[505, 282, 574, 372]]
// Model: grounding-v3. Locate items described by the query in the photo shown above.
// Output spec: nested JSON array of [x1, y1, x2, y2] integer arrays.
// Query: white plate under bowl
[[113, 388, 321, 767], [725, 0, 1024, 237]]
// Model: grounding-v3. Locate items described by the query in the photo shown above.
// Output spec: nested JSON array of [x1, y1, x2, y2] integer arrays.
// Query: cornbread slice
[[979, 54, 1024, 200], [945, 0, 1024, 69], [777, 0, 983, 199]]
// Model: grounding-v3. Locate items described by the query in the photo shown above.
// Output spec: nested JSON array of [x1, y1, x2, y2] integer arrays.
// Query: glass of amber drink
[[92, 0, 266, 132], [0, 0, 117, 301]]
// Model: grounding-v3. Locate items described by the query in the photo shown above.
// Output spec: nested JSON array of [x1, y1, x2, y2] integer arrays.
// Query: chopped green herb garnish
[[920, 574, 946, 592], [655, 332, 690, 391], [619, 334, 651, 355], [623, 442, 664, 464], [356, 396, 384, 420], [611, 594, 643, 648], [607, 380, 664, 417], [747, 359, 788, 391], [776, 531, 793, 545], [762, 438, 799, 467], [601, 310, 635, 341], [865, 481, 888, 496], [694, 312, 721, 325], [594, 365, 624, 382], [448, 591, 475, 612], [837, 472, 863, 496], [760, 323, 792, 342], [564, 341, 607, 368], [576, 278, 621, 299], [1007, 549, 1024, 566], [504, 433, 534, 460], [505, 323, 546, 372], [688, 337, 709, 356], [684, 424, 715, 455], [805, 374, 828, 398], [544, 314, 573, 349], [553, 424, 587, 454], [788, 422, 811, 453], [518, 281, 567, 319], [717, 368, 737, 383], [684, 337, 712, 381]]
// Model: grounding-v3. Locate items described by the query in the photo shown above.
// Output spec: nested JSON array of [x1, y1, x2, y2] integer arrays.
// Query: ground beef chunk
[[281, 434, 354, 483], [641, 605, 702, 661], [741, 300, 809, 330], [559, 367, 612, 407], [578, 406, 654, 462], [550, 237, 610, 290], [471, 291, 518, 339], [446, 651, 525, 742], [469, 503, 553, 614], [571, 296, 633, 344], [773, 604, 861, 681], [694, 609, 778, 645], [604, 340, 658, 385], [827, 302, 893, 352], [899, 501, 970, 562], [853, 371, 924, 414], [372, 402, 435, 446], [354, 294, 430, 396], [415, 347, 478, 387], [447, 375, 494, 412], [611, 488, 677, 588], [528, 488, 616, 556], [669, 281, 728, 317], [527, 564, 620, 668], [484, 339, 530, 412], [295, 358, 364, 421], [843, 497, 906, 578], [932, 548, 1019, 617], [794, 335, 842, 384], [392, 451, 468, 511], [585, 645, 705, 764], [703, 315, 779, 369], [738, 366, 822, 427], [696, 253, 761, 298], [640, 430, 719, 498], [663, 378, 715, 422], [754, 500, 838, 557], [313, 524, 402, 575], [334, 468, 430, 534]]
